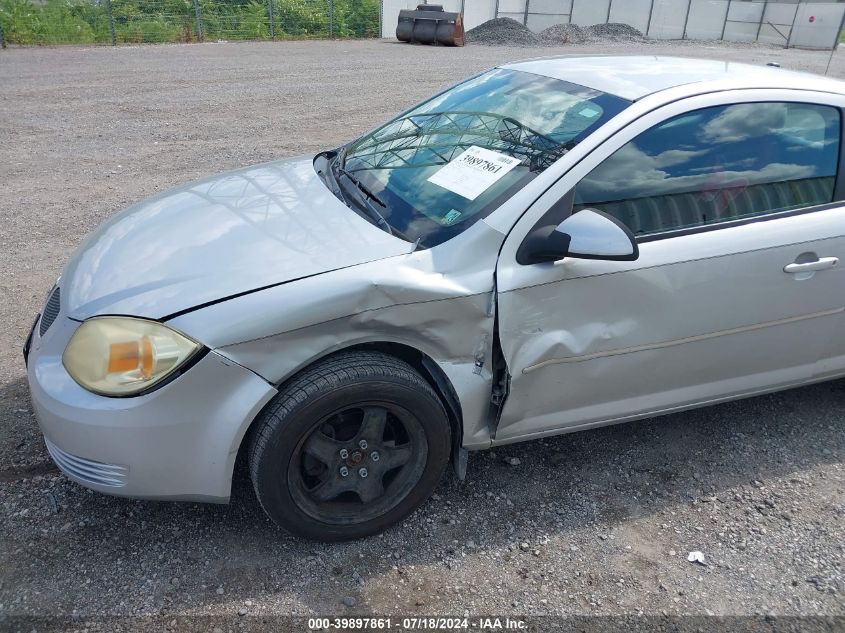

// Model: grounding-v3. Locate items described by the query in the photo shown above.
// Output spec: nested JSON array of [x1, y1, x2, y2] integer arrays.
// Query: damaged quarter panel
[[167, 219, 507, 450]]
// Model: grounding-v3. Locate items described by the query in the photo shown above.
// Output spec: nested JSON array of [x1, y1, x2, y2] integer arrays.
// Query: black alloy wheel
[[249, 351, 451, 541]]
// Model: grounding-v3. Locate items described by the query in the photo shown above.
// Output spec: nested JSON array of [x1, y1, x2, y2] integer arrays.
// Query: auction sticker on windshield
[[427, 146, 522, 200]]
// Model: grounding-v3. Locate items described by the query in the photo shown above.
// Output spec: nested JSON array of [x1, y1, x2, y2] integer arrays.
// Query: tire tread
[[247, 350, 447, 539]]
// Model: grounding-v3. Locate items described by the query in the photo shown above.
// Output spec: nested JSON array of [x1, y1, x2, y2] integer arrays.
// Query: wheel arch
[[234, 341, 466, 485]]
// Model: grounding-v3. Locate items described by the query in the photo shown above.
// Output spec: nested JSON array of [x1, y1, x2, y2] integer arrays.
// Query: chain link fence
[[0, 0, 381, 45], [4, 0, 844, 48], [490, 0, 845, 50]]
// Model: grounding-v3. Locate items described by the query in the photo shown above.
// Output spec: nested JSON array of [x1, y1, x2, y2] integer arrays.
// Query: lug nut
[[358, 440, 368, 449], [371, 451, 380, 462], [339, 466, 349, 477], [339, 448, 349, 459], [358, 467, 368, 478]]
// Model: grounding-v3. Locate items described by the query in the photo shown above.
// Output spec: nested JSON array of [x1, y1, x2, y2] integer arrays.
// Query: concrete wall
[[381, 0, 845, 50], [524, 0, 573, 31], [791, 2, 845, 47], [648, 0, 689, 40], [684, 0, 729, 40], [570, 0, 610, 27], [608, 0, 652, 34]]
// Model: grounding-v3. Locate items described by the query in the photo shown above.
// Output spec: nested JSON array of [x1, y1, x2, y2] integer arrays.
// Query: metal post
[[192, 0, 203, 42], [825, 5, 845, 73], [681, 0, 692, 40], [606, 0, 613, 25], [522, 0, 530, 27], [720, 0, 730, 41], [494, 0, 500, 20], [460, 0, 465, 15], [106, 0, 116, 46], [755, 0, 768, 43], [645, 0, 655, 37], [379, 0, 383, 38], [831, 5, 845, 58], [268, 0, 274, 39], [0, 23, 5, 49], [329, 0, 334, 38], [785, 2, 799, 49]]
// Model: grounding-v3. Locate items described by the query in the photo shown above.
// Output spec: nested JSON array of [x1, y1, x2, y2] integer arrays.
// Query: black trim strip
[[636, 199, 845, 243], [22, 313, 39, 367], [833, 105, 845, 202]]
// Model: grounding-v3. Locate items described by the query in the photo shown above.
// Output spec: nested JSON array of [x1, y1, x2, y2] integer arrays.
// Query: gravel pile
[[585, 22, 645, 42], [540, 23, 588, 45], [465, 17, 541, 46], [469, 18, 645, 46]]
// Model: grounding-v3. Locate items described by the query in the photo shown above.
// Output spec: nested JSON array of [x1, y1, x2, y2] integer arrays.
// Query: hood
[[63, 156, 411, 320]]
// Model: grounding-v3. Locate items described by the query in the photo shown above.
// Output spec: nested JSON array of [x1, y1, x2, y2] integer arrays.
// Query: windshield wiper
[[337, 166, 388, 210], [325, 151, 418, 247], [318, 149, 421, 249], [337, 170, 393, 237], [329, 154, 398, 238]]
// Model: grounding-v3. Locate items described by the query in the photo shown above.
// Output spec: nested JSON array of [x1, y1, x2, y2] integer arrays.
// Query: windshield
[[323, 68, 630, 247]]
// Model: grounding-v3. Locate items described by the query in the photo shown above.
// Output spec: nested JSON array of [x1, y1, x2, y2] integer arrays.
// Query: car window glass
[[572, 102, 841, 236]]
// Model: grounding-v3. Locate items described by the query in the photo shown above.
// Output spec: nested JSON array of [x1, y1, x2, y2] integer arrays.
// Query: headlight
[[63, 317, 200, 396]]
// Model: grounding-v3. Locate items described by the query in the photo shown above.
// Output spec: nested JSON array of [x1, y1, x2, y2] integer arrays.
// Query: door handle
[[783, 257, 839, 274]]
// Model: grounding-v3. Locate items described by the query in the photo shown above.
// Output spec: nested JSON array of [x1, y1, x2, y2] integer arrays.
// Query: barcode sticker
[[427, 146, 522, 201]]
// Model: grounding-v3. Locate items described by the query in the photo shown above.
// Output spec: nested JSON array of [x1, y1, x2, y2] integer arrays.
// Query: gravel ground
[[1, 40, 844, 629]]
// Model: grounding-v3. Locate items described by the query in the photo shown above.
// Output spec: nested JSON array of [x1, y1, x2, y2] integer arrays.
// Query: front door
[[493, 92, 845, 444]]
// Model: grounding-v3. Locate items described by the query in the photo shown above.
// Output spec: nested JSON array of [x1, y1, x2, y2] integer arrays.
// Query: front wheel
[[248, 351, 451, 541]]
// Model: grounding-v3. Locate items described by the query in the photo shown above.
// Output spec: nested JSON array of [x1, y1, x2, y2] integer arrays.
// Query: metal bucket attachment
[[396, 4, 465, 47]]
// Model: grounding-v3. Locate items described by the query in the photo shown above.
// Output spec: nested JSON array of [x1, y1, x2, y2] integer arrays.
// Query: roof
[[501, 55, 843, 101]]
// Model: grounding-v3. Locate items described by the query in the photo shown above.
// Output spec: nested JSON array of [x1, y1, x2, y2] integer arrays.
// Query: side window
[[573, 102, 841, 236]]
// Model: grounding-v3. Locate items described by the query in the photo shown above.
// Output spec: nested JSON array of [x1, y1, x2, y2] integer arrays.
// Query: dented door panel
[[495, 212, 845, 443], [492, 89, 845, 445]]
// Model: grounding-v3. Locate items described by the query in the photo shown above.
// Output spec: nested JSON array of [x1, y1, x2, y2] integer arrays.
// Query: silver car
[[25, 56, 845, 541]]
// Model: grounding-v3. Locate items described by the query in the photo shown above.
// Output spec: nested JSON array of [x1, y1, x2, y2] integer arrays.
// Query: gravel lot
[[1, 39, 844, 629]]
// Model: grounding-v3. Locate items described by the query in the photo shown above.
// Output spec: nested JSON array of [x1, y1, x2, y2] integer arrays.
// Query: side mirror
[[517, 208, 639, 265]]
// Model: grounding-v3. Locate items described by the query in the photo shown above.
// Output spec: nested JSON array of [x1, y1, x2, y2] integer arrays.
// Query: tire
[[248, 351, 451, 541]]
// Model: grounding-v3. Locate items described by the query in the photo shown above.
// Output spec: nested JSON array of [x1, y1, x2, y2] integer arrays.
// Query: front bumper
[[27, 315, 277, 502]]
